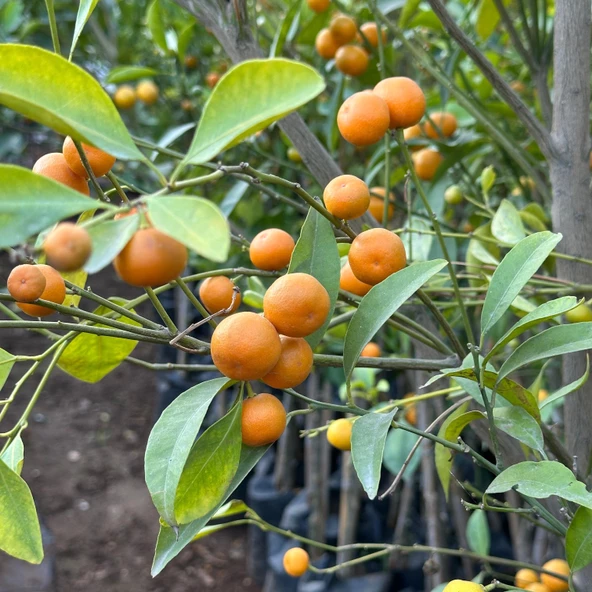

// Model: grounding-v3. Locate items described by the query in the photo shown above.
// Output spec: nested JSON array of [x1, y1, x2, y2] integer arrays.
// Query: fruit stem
[[144, 287, 178, 334], [106, 172, 131, 204]]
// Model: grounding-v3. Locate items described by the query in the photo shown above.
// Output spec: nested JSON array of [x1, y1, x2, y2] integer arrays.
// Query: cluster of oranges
[[113, 79, 159, 110], [514, 560, 570, 592]]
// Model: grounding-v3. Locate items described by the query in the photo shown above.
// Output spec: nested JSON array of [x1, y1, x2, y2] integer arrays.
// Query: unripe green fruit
[[444, 185, 463, 205], [287, 147, 302, 163], [565, 303, 592, 323]]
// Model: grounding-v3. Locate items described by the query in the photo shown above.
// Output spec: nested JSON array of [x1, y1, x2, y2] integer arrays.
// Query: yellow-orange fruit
[[113, 228, 187, 287], [340, 262, 372, 297], [368, 187, 395, 222], [136, 80, 159, 105], [329, 15, 357, 45], [525, 584, 551, 592], [348, 228, 407, 285], [412, 148, 444, 181], [515, 568, 540, 588], [32, 153, 90, 195], [211, 312, 281, 381], [422, 111, 458, 139], [540, 559, 569, 592], [113, 85, 136, 109], [323, 174, 370, 220], [262, 336, 313, 389], [62, 136, 116, 178], [335, 45, 369, 77], [184, 55, 198, 69], [359, 22, 387, 47], [403, 124, 425, 151], [307, 0, 330, 13], [327, 418, 352, 450], [337, 91, 390, 147], [241, 393, 286, 447], [361, 342, 381, 357], [373, 77, 426, 130], [264, 273, 330, 338], [16, 265, 66, 317], [7, 265, 46, 303], [43, 222, 92, 272], [283, 547, 310, 577], [206, 72, 220, 88], [315, 28, 340, 59], [199, 276, 241, 315], [249, 229, 295, 271]]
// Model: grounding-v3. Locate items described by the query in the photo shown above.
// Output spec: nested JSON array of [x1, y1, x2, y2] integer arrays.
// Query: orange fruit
[[113, 85, 136, 109], [510, 80, 526, 93], [327, 418, 352, 450], [361, 342, 381, 357], [62, 136, 116, 178], [348, 228, 407, 285], [403, 124, 425, 152], [540, 559, 569, 592], [422, 112, 458, 139], [538, 389, 549, 402], [403, 393, 417, 425], [337, 91, 390, 147], [315, 28, 340, 59], [181, 99, 193, 112], [32, 153, 90, 195], [199, 276, 241, 315], [113, 228, 187, 287], [16, 264, 66, 317], [264, 273, 330, 338], [211, 312, 281, 380], [515, 568, 540, 588], [136, 80, 159, 105], [206, 71, 220, 88], [262, 336, 313, 389], [307, 0, 330, 12], [359, 22, 387, 47], [412, 148, 444, 181], [373, 77, 426, 130], [368, 187, 395, 222], [184, 55, 198, 69], [7, 264, 46, 303], [329, 15, 357, 45], [323, 174, 370, 220], [335, 45, 369, 77], [241, 393, 286, 447], [340, 262, 372, 297], [43, 222, 92, 272], [249, 229, 295, 271], [525, 585, 551, 592], [283, 547, 310, 577]]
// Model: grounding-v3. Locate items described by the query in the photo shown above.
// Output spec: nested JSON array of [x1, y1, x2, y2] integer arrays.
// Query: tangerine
[[422, 111, 458, 139], [540, 559, 569, 592], [373, 77, 426, 129], [113, 85, 136, 109], [323, 174, 370, 220], [359, 22, 387, 47], [43, 222, 92, 272], [136, 80, 159, 105], [403, 124, 425, 151], [262, 335, 313, 389], [62, 136, 116, 178], [7, 264, 46, 303], [327, 418, 352, 450], [337, 91, 390, 147], [335, 45, 369, 77], [206, 72, 220, 88], [361, 342, 381, 357], [241, 393, 286, 447], [515, 568, 540, 588], [368, 187, 395, 222], [199, 276, 241, 315], [32, 153, 90, 195], [283, 547, 310, 577], [339, 262, 372, 297], [184, 55, 198, 69], [329, 14, 357, 45], [412, 148, 444, 181], [315, 28, 340, 59], [16, 264, 66, 317], [249, 228, 295, 271], [307, 0, 330, 12], [525, 585, 551, 592]]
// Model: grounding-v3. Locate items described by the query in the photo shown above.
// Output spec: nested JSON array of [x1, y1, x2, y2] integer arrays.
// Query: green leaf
[[480, 232, 562, 337], [146, 195, 230, 263], [0, 44, 143, 160], [270, 0, 301, 58], [0, 459, 43, 563], [343, 260, 447, 379], [485, 296, 580, 362], [351, 409, 397, 499], [540, 356, 590, 410], [105, 66, 160, 84], [144, 377, 229, 525], [0, 349, 16, 392], [475, 0, 502, 40], [58, 299, 140, 383], [288, 207, 340, 348], [399, 0, 421, 26], [434, 403, 469, 500], [491, 199, 526, 245], [0, 434, 24, 475], [177, 23, 195, 62], [60, 267, 87, 309], [183, 59, 325, 165], [152, 444, 269, 575], [70, 0, 100, 59], [383, 423, 421, 483], [486, 461, 592, 509], [466, 510, 490, 556], [493, 407, 544, 453], [0, 165, 103, 248], [498, 323, 592, 383], [567, 507, 592, 572], [147, 0, 168, 52], [84, 216, 140, 273], [174, 400, 243, 525]]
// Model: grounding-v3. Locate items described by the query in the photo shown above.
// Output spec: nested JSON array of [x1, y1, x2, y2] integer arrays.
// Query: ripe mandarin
[[307, 0, 330, 12], [329, 14, 357, 45], [32, 153, 90, 195], [206, 72, 221, 88], [323, 174, 370, 220], [7, 265, 46, 303], [540, 559, 569, 592], [373, 77, 426, 129], [136, 80, 159, 105], [249, 228, 295, 271], [337, 91, 390, 147], [515, 569, 540, 588], [315, 28, 340, 59], [62, 136, 116, 178], [339, 262, 372, 297], [368, 187, 395, 222], [283, 548, 310, 577], [359, 22, 387, 47], [16, 265, 66, 317], [241, 393, 286, 447], [262, 336, 313, 389], [412, 148, 444, 181], [335, 45, 369, 77], [327, 418, 352, 450], [361, 342, 381, 357], [403, 124, 425, 151], [113, 85, 136, 109], [199, 276, 241, 315], [525, 585, 551, 592], [43, 222, 92, 272], [422, 111, 458, 139]]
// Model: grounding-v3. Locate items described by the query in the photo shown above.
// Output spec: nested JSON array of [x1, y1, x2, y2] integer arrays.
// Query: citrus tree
[[0, 0, 590, 591]]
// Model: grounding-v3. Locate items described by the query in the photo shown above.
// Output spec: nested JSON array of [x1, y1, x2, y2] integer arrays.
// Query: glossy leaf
[[270, 0, 301, 57], [485, 296, 579, 362], [0, 349, 15, 392], [540, 356, 590, 410], [70, 0, 100, 59], [480, 232, 562, 337], [343, 260, 447, 379], [498, 323, 592, 383], [0, 44, 143, 160], [58, 299, 140, 383], [0, 459, 43, 563], [351, 409, 397, 499], [0, 165, 103, 248], [152, 444, 270, 575], [400, 0, 421, 26], [144, 377, 229, 525], [491, 199, 526, 245], [147, 0, 167, 52], [220, 180, 249, 216], [383, 423, 421, 483], [493, 407, 544, 453], [0, 434, 24, 475], [174, 401, 243, 525], [567, 507, 592, 572], [146, 195, 230, 263], [105, 65, 159, 84], [84, 216, 139, 273], [466, 510, 490, 556], [183, 59, 325, 165], [61, 267, 87, 308], [288, 207, 340, 348]]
